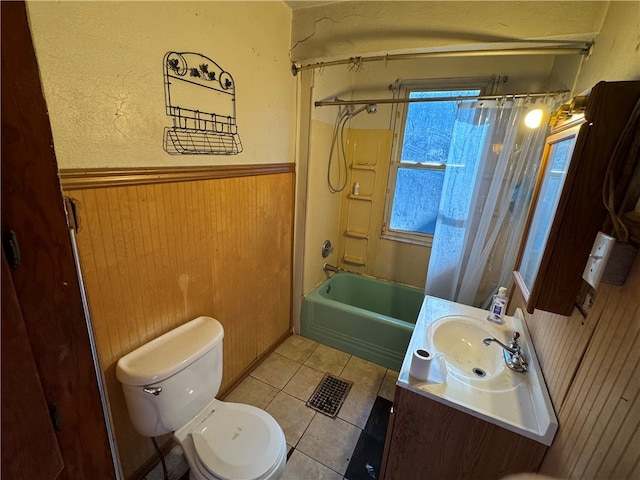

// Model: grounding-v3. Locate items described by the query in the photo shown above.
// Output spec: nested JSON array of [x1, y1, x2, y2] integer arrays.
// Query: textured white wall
[[574, 1, 640, 94], [27, 1, 295, 168], [290, 1, 607, 62]]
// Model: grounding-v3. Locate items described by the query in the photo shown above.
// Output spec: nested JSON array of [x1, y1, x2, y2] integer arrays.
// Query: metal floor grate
[[307, 373, 353, 417]]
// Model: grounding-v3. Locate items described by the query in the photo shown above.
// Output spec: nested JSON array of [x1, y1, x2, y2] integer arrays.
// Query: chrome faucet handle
[[509, 332, 528, 371], [516, 352, 528, 371]]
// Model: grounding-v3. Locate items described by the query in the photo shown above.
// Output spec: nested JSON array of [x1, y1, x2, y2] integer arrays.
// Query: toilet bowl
[[116, 316, 286, 480], [175, 400, 287, 480]]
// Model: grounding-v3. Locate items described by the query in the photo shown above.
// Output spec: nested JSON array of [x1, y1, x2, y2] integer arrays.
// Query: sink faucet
[[483, 331, 528, 373]]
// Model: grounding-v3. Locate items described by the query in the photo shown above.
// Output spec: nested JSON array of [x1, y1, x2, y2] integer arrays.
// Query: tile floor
[[145, 335, 397, 480], [227, 335, 398, 480]]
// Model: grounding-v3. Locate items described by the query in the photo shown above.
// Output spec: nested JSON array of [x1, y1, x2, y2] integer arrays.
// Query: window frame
[[382, 77, 498, 246]]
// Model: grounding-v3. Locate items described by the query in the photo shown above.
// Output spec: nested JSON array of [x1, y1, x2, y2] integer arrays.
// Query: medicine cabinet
[[514, 118, 584, 310], [515, 81, 640, 316]]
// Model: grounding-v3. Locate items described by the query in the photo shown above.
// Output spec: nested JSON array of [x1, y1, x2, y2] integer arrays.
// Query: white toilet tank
[[116, 316, 224, 437]]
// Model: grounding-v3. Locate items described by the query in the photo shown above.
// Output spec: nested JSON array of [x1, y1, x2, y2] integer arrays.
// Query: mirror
[[514, 116, 585, 306]]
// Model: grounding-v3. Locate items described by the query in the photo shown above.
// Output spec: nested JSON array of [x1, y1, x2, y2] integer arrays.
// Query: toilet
[[116, 316, 287, 480]]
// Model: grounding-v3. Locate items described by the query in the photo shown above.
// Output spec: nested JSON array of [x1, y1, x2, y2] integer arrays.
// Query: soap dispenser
[[487, 287, 508, 324]]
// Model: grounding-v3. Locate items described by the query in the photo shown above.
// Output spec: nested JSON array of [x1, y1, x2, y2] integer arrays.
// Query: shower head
[[365, 104, 377, 114]]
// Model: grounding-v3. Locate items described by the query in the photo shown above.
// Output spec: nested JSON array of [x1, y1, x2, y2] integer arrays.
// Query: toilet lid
[[191, 403, 284, 480]]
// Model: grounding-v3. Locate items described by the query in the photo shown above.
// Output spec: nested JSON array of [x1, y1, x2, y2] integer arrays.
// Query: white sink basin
[[426, 315, 524, 391], [398, 296, 558, 446], [430, 316, 504, 378]]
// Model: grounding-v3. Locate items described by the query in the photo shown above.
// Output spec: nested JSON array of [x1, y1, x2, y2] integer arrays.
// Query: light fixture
[[524, 108, 544, 128]]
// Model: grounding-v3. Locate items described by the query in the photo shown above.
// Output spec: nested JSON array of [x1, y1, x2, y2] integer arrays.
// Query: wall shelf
[[352, 165, 376, 171], [347, 194, 373, 202], [343, 255, 367, 266], [344, 229, 368, 239]]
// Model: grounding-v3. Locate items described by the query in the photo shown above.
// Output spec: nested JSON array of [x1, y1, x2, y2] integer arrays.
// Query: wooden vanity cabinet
[[517, 81, 640, 315], [380, 385, 548, 480]]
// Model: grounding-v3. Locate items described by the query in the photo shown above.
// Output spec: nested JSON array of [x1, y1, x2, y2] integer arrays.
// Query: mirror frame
[[514, 115, 586, 312]]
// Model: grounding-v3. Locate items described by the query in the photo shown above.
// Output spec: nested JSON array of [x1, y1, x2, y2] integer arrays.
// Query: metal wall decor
[[163, 51, 242, 155]]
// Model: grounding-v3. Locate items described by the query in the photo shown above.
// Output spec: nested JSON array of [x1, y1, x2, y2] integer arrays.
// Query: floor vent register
[[306, 373, 353, 418]]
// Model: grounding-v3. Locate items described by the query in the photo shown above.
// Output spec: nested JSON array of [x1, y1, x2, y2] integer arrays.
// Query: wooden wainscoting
[[62, 165, 294, 478], [511, 286, 604, 409], [513, 255, 640, 479], [539, 255, 640, 479]]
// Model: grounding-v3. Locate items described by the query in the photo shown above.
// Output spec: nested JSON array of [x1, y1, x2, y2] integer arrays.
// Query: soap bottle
[[353, 182, 360, 195], [487, 287, 508, 324]]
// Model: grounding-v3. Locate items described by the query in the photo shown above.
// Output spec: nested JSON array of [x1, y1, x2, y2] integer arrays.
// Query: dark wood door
[[2, 253, 64, 479], [1, 2, 117, 479]]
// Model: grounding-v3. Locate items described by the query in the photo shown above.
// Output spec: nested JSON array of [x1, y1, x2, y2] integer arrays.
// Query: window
[[383, 79, 493, 245]]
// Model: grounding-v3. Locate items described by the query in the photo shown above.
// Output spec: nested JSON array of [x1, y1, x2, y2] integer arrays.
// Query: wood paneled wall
[[513, 255, 640, 478], [62, 167, 294, 479], [512, 286, 602, 408]]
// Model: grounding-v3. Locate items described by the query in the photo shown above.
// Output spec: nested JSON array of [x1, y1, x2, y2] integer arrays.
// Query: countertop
[[397, 295, 558, 446]]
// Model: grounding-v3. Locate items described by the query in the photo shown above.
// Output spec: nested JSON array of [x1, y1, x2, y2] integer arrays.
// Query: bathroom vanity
[[380, 297, 557, 479]]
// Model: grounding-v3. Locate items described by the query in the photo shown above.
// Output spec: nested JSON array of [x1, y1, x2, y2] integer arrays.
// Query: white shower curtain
[[425, 96, 557, 308]]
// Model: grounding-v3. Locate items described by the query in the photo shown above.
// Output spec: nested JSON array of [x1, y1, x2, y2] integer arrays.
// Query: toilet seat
[[190, 402, 285, 480]]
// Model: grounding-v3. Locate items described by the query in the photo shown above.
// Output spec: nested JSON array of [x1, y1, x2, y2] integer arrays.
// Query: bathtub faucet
[[323, 263, 340, 274]]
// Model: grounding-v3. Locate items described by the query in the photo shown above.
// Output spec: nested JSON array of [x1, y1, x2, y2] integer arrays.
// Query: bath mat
[[307, 373, 353, 417], [345, 396, 393, 480]]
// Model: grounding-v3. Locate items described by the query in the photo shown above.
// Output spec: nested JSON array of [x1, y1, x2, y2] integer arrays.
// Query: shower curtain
[[425, 96, 557, 308]]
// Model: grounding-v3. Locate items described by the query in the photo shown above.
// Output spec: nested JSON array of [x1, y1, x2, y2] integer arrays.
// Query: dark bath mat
[[363, 396, 393, 442], [345, 396, 393, 480], [306, 373, 353, 417]]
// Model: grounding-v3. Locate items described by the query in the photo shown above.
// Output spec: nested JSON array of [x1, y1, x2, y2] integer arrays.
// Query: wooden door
[[1, 2, 117, 478], [2, 253, 64, 479]]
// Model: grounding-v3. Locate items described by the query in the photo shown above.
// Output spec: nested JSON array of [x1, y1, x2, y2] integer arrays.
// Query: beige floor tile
[[282, 449, 342, 480], [250, 352, 301, 389], [283, 365, 326, 402], [266, 391, 316, 447], [304, 344, 351, 376], [339, 355, 386, 392], [275, 335, 318, 363], [297, 413, 361, 475], [337, 384, 377, 429], [378, 369, 398, 402], [222, 376, 279, 409]]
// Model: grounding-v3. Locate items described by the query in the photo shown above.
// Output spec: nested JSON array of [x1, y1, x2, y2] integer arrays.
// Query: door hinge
[[2, 230, 21, 269], [63, 196, 80, 232]]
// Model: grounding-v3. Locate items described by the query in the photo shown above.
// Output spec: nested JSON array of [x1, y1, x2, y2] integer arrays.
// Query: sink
[[429, 315, 504, 379], [426, 315, 524, 391], [399, 296, 558, 447]]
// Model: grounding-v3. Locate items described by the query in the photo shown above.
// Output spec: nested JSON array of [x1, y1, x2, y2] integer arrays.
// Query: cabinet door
[[514, 81, 640, 315], [382, 386, 547, 479], [515, 119, 584, 309]]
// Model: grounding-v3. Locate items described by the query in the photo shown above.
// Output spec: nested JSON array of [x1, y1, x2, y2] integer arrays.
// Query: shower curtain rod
[[291, 42, 592, 76], [314, 90, 570, 108]]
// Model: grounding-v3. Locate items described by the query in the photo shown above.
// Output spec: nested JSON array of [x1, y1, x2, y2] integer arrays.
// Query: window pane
[[401, 90, 480, 164], [390, 167, 445, 235]]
